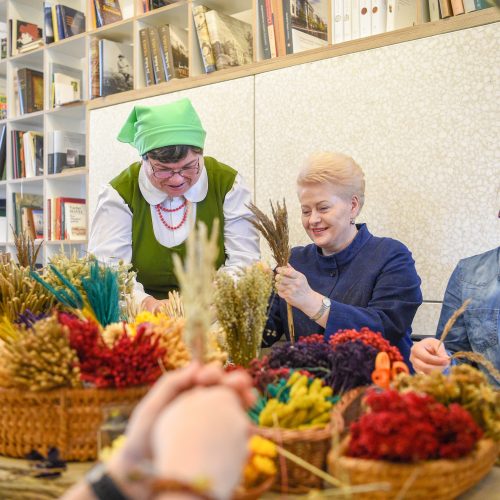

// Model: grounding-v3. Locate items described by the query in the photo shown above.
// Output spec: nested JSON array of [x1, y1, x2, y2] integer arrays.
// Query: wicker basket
[[328, 437, 500, 499], [254, 424, 332, 493], [232, 475, 275, 500], [0, 386, 148, 461]]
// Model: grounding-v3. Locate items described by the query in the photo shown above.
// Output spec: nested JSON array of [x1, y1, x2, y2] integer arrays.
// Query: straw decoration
[[436, 298, 471, 351], [451, 351, 500, 382], [12, 228, 43, 269], [173, 221, 219, 363], [161, 290, 185, 318], [247, 200, 295, 344]]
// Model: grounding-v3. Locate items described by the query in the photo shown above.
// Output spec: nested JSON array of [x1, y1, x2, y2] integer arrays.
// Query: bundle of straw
[[248, 200, 295, 343]]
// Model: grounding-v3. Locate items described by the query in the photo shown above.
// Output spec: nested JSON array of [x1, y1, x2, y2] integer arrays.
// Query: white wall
[[88, 23, 500, 336]]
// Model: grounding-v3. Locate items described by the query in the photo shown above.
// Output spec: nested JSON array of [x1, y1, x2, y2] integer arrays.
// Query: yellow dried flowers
[[242, 435, 277, 489]]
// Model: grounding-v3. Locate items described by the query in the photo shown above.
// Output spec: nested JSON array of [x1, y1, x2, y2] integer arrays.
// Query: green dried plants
[[215, 263, 273, 367], [0, 314, 81, 391]]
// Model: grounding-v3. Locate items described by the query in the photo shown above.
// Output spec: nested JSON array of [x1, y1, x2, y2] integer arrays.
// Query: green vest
[[110, 157, 236, 299]]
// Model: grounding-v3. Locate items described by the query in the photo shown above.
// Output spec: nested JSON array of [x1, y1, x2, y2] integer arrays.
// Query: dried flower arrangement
[[247, 200, 295, 343], [215, 262, 273, 367]]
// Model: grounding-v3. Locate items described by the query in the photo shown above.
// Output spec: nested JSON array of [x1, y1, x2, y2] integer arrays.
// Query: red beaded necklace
[[155, 199, 189, 230]]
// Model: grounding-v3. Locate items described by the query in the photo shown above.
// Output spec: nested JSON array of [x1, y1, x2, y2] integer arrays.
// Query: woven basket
[[0, 386, 148, 461], [254, 424, 332, 493], [232, 475, 275, 500], [328, 437, 499, 499]]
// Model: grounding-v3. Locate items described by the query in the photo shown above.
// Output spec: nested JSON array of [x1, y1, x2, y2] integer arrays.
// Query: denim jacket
[[436, 247, 500, 382]]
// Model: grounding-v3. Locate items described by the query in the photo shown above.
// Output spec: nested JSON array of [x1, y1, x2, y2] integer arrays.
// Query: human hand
[[275, 265, 323, 317], [107, 363, 255, 497], [152, 385, 251, 500], [410, 337, 450, 374], [141, 296, 170, 313]]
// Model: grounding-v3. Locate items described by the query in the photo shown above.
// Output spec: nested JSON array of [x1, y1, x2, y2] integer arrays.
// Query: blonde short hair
[[297, 152, 365, 210]]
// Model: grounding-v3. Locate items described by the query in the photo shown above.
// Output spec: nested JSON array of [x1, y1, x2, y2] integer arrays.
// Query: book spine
[[359, 0, 372, 37], [56, 5, 65, 40], [139, 29, 155, 86], [450, 0, 465, 14], [282, 0, 293, 55], [157, 25, 172, 80], [51, 7, 60, 42], [192, 5, 217, 73], [344, 0, 352, 42], [271, 0, 285, 56], [90, 37, 100, 98], [44, 2, 55, 44], [429, 0, 441, 21], [371, 0, 387, 35], [257, 0, 272, 59], [264, 0, 277, 58], [473, 0, 488, 10], [462, 0, 476, 12], [17, 69, 27, 115], [147, 27, 166, 84], [333, 0, 345, 43], [438, 0, 453, 17]]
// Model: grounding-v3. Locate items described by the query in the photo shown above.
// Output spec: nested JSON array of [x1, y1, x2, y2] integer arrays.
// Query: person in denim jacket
[[410, 246, 500, 385]]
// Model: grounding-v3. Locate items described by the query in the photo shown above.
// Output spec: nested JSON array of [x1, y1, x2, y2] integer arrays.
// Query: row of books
[[11, 130, 44, 179], [12, 193, 44, 240], [193, 6, 253, 73], [90, 38, 134, 98], [89, 0, 123, 30], [429, 0, 490, 19], [44, 2, 86, 44], [48, 197, 87, 241], [139, 24, 189, 86]]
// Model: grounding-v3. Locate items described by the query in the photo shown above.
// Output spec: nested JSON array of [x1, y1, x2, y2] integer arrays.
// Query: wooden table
[[1, 456, 499, 499]]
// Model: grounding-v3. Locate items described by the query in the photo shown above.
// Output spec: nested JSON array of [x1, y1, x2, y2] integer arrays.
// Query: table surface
[[0, 456, 499, 499]]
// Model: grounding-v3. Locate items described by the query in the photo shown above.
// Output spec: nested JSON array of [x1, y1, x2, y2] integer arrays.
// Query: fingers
[[221, 370, 257, 409], [410, 339, 450, 374]]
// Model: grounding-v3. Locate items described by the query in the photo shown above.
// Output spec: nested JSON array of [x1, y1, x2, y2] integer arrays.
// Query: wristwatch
[[309, 296, 331, 321], [86, 463, 129, 500]]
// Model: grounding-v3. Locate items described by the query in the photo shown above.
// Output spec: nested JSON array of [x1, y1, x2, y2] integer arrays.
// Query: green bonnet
[[117, 98, 206, 155]]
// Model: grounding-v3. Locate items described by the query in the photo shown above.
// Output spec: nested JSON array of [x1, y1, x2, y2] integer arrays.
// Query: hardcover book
[[51, 63, 83, 106], [12, 193, 43, 236], [160, 24, 189, 79], [94, 0, 123, 27], [386, 0, 417, 31], [17, 68, 43, 114], [64, 200, 87, 240], [204, 10, 253, 70], [99, 39, 133, 96], [139, 28, 155, 86], [11, 20, 43, 56], [48, 130, 86, 174], [57, 4, 86, 38], [44, 2, 54, 43], [289, 0, 328, 52], [146, 26, 166, 84], [193, 5, 216, 73]]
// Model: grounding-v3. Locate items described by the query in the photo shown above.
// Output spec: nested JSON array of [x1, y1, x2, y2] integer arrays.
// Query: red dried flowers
[[347, 389, 483, 462], [329, 328, 403, 363], [60, 313, 166, 388]]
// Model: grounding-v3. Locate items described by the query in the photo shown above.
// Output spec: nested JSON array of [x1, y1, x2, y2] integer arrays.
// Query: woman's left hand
[[275, 265, 323, 317]]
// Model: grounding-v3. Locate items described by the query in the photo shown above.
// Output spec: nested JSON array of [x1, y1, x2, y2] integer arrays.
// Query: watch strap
[[309, 297, 331, 321]]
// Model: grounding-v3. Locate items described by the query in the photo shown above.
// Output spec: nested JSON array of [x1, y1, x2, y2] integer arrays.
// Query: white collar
[[138, 157, 209, 205]]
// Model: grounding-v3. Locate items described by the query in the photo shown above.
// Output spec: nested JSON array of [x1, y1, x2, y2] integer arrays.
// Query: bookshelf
[[0, 0, 497, 266]]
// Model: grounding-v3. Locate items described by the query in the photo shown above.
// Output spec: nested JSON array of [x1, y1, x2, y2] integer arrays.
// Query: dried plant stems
[[451, 352, 500, 382], [437, 299, 471, 351], [214, 263, 273, 367], [248, 200, 295, 344], [161, 290, 185, 318], [12, 228, 43, 268], [173, 221, 219, 363]]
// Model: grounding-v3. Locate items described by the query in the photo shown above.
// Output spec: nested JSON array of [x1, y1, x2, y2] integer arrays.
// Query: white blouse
[[88, 158, 261, 305]]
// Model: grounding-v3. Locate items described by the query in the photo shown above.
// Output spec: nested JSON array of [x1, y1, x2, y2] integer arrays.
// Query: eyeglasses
[[150, 157, 200, 179]]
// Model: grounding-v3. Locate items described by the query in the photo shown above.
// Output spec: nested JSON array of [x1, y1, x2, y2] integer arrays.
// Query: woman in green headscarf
[[88, 98, 260, 312]]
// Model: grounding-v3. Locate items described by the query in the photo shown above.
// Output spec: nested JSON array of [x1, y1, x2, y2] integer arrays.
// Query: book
[[12, 193, 43, 236], [351, 0, 361, 39], [161, 24, 189, 79], [344, 0, 352, 42], [146, 27, 166, 84], [416, 0, 430, 22], [32, 208, 44, 239], [290, 0, 329, 52], [51, 63, 82, 106], [282, 0, 293, 55], [256, 0, 271, 60], [204, 10, 253, 70], [333, 0, 344, 43], [264, 0, 277, 58], [193, 5, 217, 73], [94, 0, 123, 28], [17, 68, 44, 114], [438, 0, 452, 18], [463, 0, 476, 12], [139, 28, 155, 86], [89, 37, 100, 99], [428, 0, 441, 21], [156, 25, 172, 80], [450, 0, 465, 15], [99, 39, 133, 96], [21, 206, 37, 240], [57, 4, 86, 39], [271, 0, 286, 56], [22, 131, 43, 177], [48, 130, 86, 174], [0, 22, 6, 59], [371, 0, 388, 35], [0, 92, 6, 120], [44, 2, 54, 44], [0, 125, 6, 181], [387, 0, 417, 31], [11, 20, 43, 56], [63, 200, 87, 240]]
